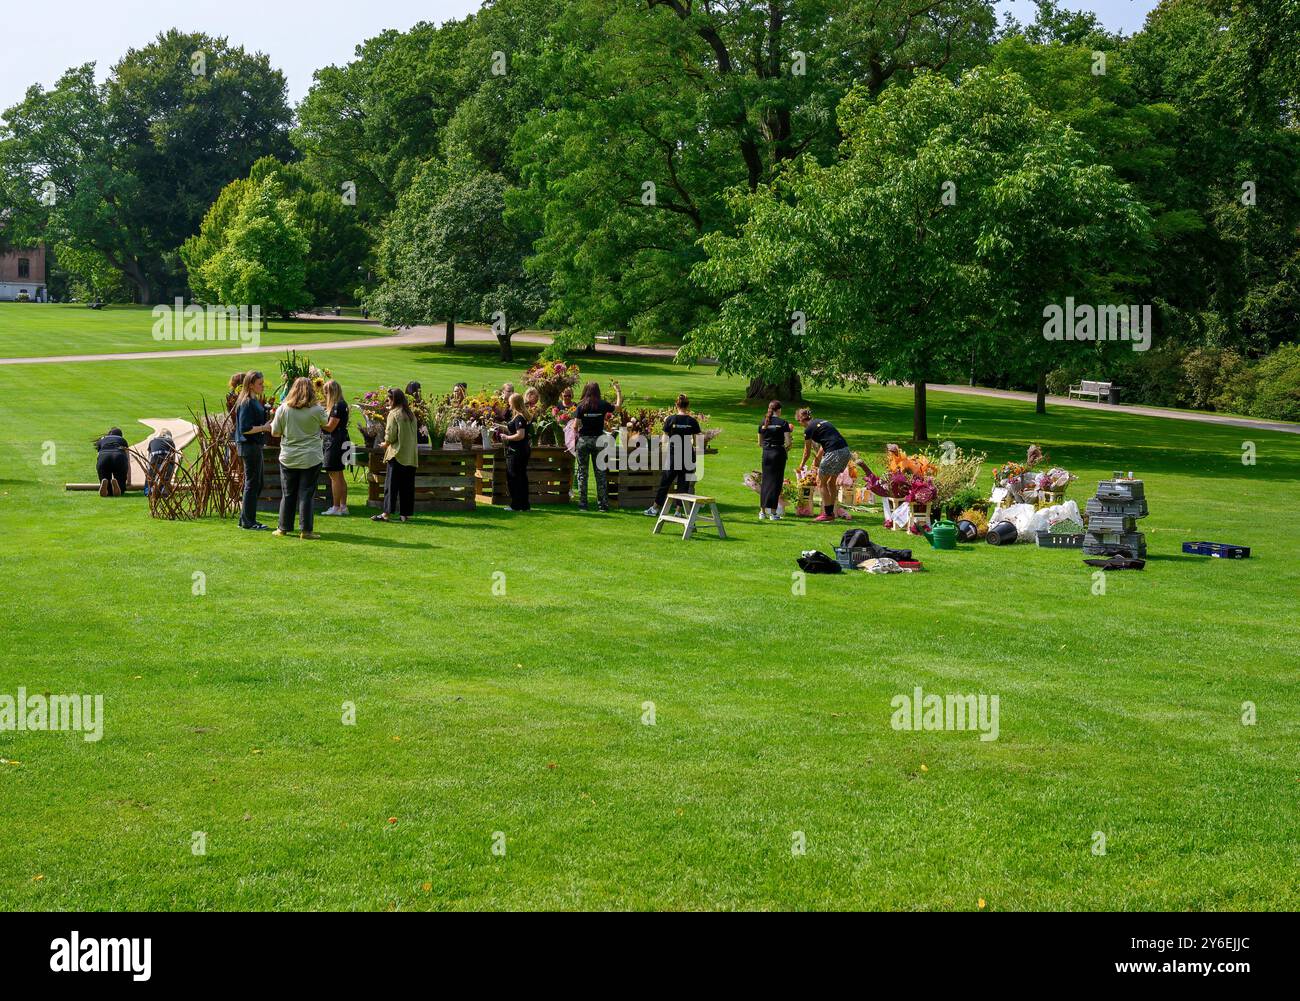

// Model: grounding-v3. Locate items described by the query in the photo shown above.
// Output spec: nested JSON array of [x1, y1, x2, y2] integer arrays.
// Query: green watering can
[[923, 519, 959, 550]]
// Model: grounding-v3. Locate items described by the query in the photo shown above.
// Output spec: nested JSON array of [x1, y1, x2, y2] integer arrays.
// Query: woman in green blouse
[[372, 387, 418, 522]]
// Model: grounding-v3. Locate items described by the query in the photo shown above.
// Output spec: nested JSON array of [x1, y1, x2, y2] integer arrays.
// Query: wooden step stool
[[653, 493, 726, 540]]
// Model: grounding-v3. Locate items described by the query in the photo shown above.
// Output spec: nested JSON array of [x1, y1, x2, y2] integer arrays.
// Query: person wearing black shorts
[[757, 401, 793, 520], [94, 428, 130, 497], [645, 395, 701, 517], [796, 407, 851, 523], [321, 380, 352, 516]]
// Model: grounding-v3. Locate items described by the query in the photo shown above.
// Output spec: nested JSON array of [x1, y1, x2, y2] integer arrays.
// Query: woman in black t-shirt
[[646, 394, 702, 516], [499, 393, 533, 511], [321, 380, 352, 516], [94, 427, 131, 497], [797, 407, 852, 523], [757, 400, 793, 520], [572, 379, 623, 511]]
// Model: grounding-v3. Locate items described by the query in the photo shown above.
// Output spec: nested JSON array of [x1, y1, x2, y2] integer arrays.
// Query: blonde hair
[[323, 379, 343, 412], [509, 392, 528, 418], [284, 376, 316, 409]]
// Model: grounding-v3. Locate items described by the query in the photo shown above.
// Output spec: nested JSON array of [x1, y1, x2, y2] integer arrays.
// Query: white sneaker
[[322, 506, 339, 516], [337, 506, 349, 516], [644, 506, 659, 517], [758, 510, 767, 521]]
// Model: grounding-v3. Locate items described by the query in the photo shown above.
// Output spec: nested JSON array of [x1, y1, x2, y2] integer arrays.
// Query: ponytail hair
[[795, 406, 812, 422], [676, 393, 689, 410], [762, 400, 782, 429]]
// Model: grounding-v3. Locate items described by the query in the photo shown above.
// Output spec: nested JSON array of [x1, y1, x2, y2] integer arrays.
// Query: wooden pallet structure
[[365, 445, 476, 512], [475, 446, 571, 505]]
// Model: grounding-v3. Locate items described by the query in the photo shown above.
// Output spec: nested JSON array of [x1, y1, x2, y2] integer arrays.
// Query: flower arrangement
[[462, 391, 510, 427], [274, 350, 332, 403], [1034, 467, 1076, 495], [355, 386, 431, 443], [991, 445, 1070, 503], [522, 360, 580, 407], [744, 470, 801, 510]]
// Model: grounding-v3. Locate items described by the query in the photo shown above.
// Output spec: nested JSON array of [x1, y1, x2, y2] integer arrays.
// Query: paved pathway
[[4, 323, 1294, 435]]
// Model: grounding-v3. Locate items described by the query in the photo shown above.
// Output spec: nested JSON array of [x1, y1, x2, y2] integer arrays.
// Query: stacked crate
[[1083, 473, 1148, 558]]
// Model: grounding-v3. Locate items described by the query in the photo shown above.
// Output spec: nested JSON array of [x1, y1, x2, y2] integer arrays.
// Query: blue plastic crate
[[1183, 541, 1251, 559]]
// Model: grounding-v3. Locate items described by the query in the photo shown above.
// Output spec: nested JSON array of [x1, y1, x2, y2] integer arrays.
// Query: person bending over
[[94, 428, 130, 497], [796, 407, 851, 523]]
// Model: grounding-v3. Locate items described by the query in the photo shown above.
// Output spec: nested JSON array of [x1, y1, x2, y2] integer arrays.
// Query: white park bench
[[1068, 380, 1113, 403]]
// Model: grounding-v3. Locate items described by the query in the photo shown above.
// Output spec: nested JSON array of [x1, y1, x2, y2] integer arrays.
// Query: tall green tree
[[689, 70, 1149, 440], [200, 179, 310, 322], [370, 165, 545, 360], [0, 31, 291, 301], [513, 0, 999, 397]]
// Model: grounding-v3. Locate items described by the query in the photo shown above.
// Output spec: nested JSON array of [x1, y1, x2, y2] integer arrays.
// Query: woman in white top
[[270, 377, 329, 539]]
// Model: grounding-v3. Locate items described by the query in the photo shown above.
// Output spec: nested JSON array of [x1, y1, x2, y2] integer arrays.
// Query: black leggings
[[761, 448, 787, 509], [96, 451, 129, 494], [384, 459, 415, 518], [506, 448, 531, 510], [654, 467, 689, 508]]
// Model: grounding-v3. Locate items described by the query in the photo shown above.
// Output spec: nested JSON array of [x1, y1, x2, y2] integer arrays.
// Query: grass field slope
[[0, 333, 1296, 911]]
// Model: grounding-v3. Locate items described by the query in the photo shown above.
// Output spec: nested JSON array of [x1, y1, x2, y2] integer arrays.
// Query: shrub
[[1248, 345, 1300, 423], [1181, 347, 1250, 411]]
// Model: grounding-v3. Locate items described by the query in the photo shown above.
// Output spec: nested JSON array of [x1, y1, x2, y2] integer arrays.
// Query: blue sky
[[4, 1, 1161, 112]]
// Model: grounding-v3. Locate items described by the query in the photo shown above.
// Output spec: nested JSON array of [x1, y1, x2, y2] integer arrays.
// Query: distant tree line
[[1, 1, 1296, 424]]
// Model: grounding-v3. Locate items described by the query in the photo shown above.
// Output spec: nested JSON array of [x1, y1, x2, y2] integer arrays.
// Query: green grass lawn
[[0, 303, 392, 358], [0, 337, 1296, 911]]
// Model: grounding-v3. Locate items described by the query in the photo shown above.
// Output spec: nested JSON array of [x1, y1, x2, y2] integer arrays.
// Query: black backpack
[[797, 550, 842, 574]]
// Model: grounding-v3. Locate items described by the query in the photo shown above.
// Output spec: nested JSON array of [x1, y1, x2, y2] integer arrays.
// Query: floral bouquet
[[355, 386, 432, 444], [275, 350, 332, 404], [463, 391, 510, 428], [522, 360, 580, 407], [1034, 467, 1076, 495], [992, 445, 1046, 503]]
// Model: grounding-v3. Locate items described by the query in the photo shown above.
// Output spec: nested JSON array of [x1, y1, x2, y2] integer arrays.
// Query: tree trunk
[[745, 372, 802, 403], [913, 380, 928, 442], [1036, 371, 1047, 415], [498, 334, 514, 363], [445, 318, 455, 349]]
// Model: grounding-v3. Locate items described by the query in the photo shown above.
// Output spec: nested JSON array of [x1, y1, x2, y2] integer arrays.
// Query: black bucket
[[956, 519, 979, 543], [987, 521, 1018, 546]]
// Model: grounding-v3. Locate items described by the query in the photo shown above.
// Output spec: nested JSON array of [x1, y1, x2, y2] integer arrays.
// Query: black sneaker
[[241, 523, 269, 531], [598, 505, 610, 513], [578, 504, 589, 511]]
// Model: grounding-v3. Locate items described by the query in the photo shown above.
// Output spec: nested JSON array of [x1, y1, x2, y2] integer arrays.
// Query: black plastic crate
[[1183, 541, 1251, 559], [835, 546, 874, 570]]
